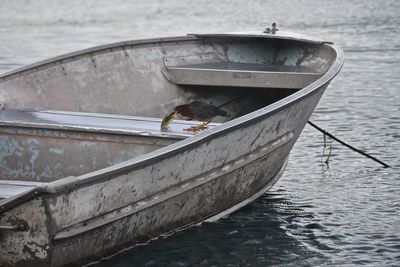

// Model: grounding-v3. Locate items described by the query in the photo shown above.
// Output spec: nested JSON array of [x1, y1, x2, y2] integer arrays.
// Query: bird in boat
[[161, 101, 228, 132], [271, 22, 278, 34]]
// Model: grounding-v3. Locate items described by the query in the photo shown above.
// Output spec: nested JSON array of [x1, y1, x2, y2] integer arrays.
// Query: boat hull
[[0, 31, 343, 266], [1, 82, 328, 266]]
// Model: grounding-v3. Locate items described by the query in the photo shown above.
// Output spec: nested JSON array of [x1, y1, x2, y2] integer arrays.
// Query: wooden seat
[[162, 62, 322, 89]]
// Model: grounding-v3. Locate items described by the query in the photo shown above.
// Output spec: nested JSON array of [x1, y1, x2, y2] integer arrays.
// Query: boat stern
[[0, 196, 52, 267]]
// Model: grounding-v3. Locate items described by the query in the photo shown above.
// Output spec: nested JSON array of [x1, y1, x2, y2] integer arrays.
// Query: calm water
[[1, 0, 399, 266]]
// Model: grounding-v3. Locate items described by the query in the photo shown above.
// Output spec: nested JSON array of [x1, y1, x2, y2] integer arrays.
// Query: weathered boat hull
[[1, 85, 326, 266], [0, 32, 343, 266]]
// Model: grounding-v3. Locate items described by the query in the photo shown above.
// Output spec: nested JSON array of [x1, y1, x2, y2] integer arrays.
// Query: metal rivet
[[17, 223, 27, 231]]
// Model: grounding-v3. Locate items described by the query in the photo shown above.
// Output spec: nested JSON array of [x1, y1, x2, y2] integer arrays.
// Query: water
[[1, 0, 399, 266]]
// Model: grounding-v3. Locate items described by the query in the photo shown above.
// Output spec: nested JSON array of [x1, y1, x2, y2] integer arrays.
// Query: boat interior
[[0, 36, 336, 199]]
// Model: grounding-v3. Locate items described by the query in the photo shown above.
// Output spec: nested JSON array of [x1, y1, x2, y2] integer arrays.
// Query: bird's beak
[[161, 111, 177, 129]]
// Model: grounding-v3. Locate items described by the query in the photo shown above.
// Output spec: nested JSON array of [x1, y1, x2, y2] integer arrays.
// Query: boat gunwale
[[0, 33, 344, 212]]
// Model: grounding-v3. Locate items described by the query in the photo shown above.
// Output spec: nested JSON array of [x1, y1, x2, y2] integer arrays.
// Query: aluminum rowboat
[[0, 31, 343, 266]]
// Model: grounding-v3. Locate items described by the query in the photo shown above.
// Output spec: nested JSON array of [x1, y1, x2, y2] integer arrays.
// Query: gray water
[[1, 0, 399, 266]]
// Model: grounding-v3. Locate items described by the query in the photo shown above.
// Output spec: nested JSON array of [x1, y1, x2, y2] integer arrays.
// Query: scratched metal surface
[[0, 38, 330, 118], [0, 80, 329, 266], [0, 125, 178, 181], [53, 85, 328, 266], [0, 33, 339, 266]]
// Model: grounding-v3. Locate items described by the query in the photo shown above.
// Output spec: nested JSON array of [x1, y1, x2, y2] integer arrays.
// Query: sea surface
[[1, 0, 399, 266]]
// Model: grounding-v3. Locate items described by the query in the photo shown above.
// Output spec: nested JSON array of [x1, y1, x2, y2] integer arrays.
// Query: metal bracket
[[0, 222, 28, 231]]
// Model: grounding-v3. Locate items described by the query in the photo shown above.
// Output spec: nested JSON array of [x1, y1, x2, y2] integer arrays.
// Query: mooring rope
[[307, 121, 390, 168], [215, 96, 390, 168]]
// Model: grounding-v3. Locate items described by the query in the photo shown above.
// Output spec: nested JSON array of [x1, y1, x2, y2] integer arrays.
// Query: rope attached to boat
[[214, 96, 389, 168], [307, 121, 390, 168]]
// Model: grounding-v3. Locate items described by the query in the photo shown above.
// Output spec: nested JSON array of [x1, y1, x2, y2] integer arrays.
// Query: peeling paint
[[49, 147, 64, 155]]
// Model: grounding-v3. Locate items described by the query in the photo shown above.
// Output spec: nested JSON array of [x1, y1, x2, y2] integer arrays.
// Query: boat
[[0, 30, 343, 266]]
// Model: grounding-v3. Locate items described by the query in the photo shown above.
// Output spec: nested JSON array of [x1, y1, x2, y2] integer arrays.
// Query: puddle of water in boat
[[1, 0, 399, 266]]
